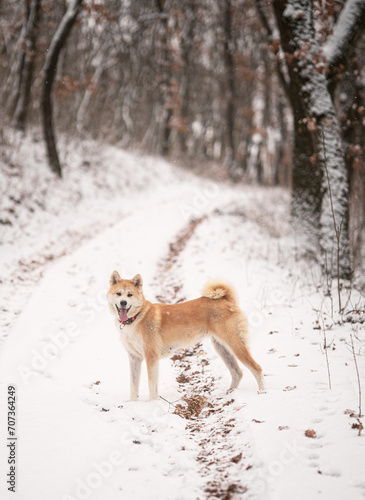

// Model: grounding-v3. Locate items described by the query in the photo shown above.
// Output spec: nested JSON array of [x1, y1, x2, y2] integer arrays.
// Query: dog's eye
[[127, 293, 133, 297], [116, 292, 121, 296]]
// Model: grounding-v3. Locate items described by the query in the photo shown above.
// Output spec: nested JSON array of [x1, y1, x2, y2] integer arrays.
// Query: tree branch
[[323, 0, 365, 70]]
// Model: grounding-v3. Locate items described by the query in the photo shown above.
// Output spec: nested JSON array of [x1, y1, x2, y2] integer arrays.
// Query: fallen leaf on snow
[[344, 409, 356, 417], [252, 419, 265, 423], [351, 419, 363, 436], [233, 405, 246, 412], [305, 429, 317, 438], [283, 386, 297, 391], [278, 426, 289, 430], [231, 453, 242, 463]]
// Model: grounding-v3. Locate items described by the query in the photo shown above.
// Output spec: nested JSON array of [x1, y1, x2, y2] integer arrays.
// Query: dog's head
[[107, 271, 144, 323]]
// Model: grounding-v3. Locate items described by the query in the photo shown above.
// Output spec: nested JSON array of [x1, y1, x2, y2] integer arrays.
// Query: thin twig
[[321, 131, 342, 313], [322, 318, 332, 390], [159, 395, 177, 408], [349, 332, 362, 418]]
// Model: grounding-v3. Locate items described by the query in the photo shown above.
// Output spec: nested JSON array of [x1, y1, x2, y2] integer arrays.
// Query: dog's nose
[[120, 300, 127, 308]]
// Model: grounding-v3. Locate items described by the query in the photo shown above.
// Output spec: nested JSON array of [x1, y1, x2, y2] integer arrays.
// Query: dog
[[107, 271, 264, 400]]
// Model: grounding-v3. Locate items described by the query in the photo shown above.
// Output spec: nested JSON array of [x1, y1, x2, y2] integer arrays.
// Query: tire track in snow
[[154, 214, 265, 500]]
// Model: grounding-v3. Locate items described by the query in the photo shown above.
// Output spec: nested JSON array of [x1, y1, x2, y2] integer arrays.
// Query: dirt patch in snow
[[154, 213, 260, 499]]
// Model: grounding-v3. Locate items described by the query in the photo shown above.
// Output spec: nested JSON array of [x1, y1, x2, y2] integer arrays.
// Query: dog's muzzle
[[116, 304, 130, 322]]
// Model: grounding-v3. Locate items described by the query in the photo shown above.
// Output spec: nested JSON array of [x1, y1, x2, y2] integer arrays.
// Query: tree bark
[[41, 0, 83, 177], [272, 0, 351, 278]]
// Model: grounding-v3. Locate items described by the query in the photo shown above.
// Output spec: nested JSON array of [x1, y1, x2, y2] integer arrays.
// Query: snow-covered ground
[[0, 135, 364, 500]]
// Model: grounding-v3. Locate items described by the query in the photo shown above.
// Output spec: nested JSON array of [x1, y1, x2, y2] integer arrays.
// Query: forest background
[[1, 0, 365, 281]]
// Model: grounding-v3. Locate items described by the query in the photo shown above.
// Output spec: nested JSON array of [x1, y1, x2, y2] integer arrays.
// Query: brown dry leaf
[[278, 426, 289, 430], [351, 419, 363, 436], [176, 374, 190, 384], [252, 419, 265, 423], [170, 353, 184, 362], [283, 386, 297, 391], [305, 429, 317, 438], [233, 405, 247, 412], [344, 409, 356, 417], [231, 453, 242, 464], [173, 394, 208, 419]]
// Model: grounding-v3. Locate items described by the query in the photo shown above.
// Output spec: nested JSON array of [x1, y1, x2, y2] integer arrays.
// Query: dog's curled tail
[[202, 281, 237, 302]]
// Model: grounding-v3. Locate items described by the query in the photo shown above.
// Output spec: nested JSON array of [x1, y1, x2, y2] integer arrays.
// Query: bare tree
[[41, 0, 83, 177]]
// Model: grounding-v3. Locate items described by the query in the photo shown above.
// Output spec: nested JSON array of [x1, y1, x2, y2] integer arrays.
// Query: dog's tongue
[[119, 308, 129, 322]]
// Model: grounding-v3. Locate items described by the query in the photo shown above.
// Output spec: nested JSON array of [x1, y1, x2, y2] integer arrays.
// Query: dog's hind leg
[[228, 338, 265, 391], [212, 337, 243, 390], [129, 353, 142, 401]]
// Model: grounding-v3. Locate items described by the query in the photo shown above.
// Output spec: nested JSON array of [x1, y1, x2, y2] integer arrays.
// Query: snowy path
[[0, 175, 265, 500], [1, 149, 365, 500]]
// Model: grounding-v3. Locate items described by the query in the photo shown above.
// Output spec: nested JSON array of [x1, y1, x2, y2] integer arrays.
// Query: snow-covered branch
[[323, 0, 365, 68]]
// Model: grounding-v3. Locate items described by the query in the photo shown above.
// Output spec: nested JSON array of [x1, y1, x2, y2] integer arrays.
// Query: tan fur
[[202, 280, 237, 301], [107, 271, 264, 400]]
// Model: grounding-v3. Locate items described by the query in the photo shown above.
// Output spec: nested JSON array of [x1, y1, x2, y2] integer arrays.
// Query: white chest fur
[[116, 320, 144, 358]]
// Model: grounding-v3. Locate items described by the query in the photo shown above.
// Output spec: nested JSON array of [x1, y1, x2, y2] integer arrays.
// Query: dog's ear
[[110, 270, 121, 286], [132, 274, 143, 289]]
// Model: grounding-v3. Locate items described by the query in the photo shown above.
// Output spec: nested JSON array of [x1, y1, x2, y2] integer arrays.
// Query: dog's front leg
[[129, 353, 142, 401], [145, 355, 159, 400]]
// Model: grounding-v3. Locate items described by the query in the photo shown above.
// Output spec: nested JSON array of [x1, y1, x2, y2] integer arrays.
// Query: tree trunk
[[9, 1, 31, 118], [273, 0, 351, 278], [41, 0, 83, 177], [155, 0, 172, 156], [178, 0, 195, 154], [12, 0, 41, 131], [223, 0, 236, 177]]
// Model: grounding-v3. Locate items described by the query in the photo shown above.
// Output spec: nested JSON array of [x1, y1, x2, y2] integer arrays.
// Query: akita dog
[[107, 271, 264, 401]]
